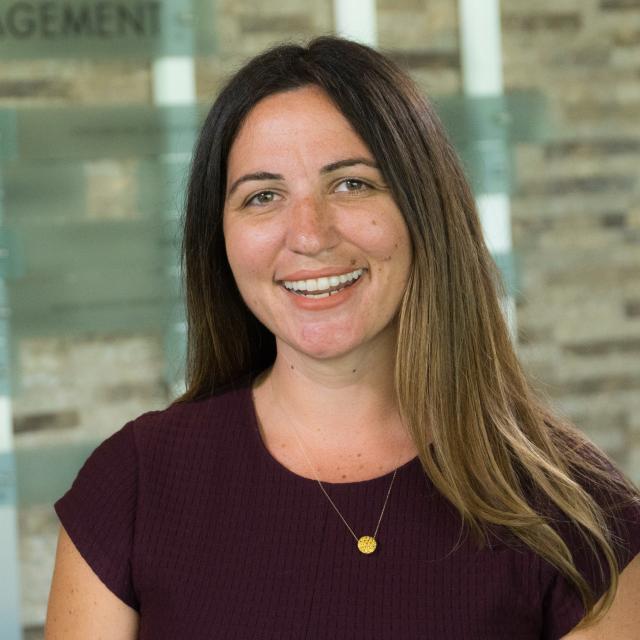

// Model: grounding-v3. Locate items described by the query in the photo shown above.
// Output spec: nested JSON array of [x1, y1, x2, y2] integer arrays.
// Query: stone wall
[[3, 0, 638, 635]]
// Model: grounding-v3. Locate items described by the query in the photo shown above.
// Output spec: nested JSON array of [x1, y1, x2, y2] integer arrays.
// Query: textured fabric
[[54, 374, 640, 639]]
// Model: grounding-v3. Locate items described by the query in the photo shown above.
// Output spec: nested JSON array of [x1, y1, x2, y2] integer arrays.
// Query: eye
[[335, 178, 371, 193], [245, 191, 279, 207]]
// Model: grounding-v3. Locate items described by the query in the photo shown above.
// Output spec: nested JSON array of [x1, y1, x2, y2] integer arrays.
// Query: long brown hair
[[174, 35, 639, 630]]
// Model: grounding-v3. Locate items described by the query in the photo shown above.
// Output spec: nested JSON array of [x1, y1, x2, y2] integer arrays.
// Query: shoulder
[[536, 449, 640, 639], [128, 380, 254, 454], [563, 550, 640, 639]]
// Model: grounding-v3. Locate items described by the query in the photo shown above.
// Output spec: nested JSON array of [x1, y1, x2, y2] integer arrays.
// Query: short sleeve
[[540, 477, 640, 639], [54, 419, 140, 611]]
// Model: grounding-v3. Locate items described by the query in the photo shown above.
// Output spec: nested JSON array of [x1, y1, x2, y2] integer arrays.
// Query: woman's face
[[222, 85, 412, 360]]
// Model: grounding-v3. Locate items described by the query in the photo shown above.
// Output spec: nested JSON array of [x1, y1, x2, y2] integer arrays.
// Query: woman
[[46, 36, 640, 639]]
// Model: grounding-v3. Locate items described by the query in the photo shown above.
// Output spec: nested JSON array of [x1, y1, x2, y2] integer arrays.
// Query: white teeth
[[303, 279, 317, 291], [282, 268, 364, 293]]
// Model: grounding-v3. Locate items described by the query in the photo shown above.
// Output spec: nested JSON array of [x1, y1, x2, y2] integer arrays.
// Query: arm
[[561, 552, 640, 639], [44, 525, 140, 640]]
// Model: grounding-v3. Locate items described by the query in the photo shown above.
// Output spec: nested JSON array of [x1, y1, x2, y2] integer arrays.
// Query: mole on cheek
[[370, 219, 377, 225], [350, 258, 356, 266]]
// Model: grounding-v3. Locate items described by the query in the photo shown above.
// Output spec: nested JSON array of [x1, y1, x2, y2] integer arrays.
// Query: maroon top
[[54, 374, 640, 639]]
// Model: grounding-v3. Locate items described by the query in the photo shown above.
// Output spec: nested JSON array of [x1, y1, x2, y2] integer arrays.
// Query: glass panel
[[0, 104, 204, 161], [0, 109, 18, 161], [433, 91, 549, 193], [493, 250, 519, 298], [433, 91, 549, 147], [0, 0, 216, 59], [9, 218, 181, 334], [458, 140, 515, 194], [12, 443, 113, 507], [3, 162, 86, 221], [1, 158, 191, 221]]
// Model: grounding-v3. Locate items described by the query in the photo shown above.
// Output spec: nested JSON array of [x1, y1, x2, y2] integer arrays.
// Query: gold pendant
[[357, 535, 377, 554]]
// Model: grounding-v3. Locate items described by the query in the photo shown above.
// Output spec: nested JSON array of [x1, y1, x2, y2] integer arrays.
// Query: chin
[[274, 330, 358, 360], [294, 325, 365, 357], [292, 341, 354, 360]]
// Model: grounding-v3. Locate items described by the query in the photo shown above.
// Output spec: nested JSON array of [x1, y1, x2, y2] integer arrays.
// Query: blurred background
[[0, 0, 639, 637]]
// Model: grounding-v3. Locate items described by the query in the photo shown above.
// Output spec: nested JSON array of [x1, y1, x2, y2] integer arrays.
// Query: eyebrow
[[226, 157, 379, 197]]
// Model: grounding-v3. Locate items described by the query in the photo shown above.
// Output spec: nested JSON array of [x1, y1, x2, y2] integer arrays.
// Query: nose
[[285, 195, 339, 256]]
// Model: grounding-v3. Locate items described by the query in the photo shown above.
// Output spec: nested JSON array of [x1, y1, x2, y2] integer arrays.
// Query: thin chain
[[270, 375, 400, 543]]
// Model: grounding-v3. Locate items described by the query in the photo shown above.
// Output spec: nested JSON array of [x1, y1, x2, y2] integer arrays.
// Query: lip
[[277, 266, 367, 282], [280, 270, 365, 310]]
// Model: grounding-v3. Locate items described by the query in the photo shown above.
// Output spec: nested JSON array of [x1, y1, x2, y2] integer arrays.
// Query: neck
[[256, 330, 411, 453]]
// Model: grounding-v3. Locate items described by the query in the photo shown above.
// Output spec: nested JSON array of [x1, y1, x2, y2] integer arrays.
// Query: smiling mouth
[[280, 268, 366, 298]]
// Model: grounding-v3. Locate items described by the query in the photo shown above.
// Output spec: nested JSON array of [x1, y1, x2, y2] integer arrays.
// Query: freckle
[[359, 464, 364, 469], [352, 368, 356, 373], [350, 258, 356, 265], [290, 364, 294, 369], [357, 453, 362, 457], [371, 219, 377, 225], [341, 474, 347, 479]]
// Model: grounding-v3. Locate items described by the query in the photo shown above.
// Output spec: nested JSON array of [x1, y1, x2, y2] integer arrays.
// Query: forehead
[[226, 86, 373, 172]]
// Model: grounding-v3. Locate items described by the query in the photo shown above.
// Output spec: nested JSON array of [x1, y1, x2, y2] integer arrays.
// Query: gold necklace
[[270, 377, 400, 555]]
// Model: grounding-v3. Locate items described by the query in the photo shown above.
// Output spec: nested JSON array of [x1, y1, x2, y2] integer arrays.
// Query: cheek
[[343, 209, 411, 266], [224, 220, 281, 280]]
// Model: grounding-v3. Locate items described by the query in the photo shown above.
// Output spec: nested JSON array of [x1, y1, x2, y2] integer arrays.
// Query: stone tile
[[562, 99, 640, 125], [85, 159, 138, 220], [0, 79, 69, 99], [14, 410, 80, 435], [410, 68, 461, 95], [601, 0, 640, 9], [518, 174, 636, 196], [24, 627, 44, 640], [624, 300, 640, 317], [600, 212, 627, 227], [556, 373, 640, 394], [549, 45, 611, 67], [501, 0, 584, 11], [544, 138, 640, 158], [96, 380, 169, 403], [517, 325, 554, 344], [387, 49, 458, 70], [612, 27, 640, 45], [502, 12, 582, 31], [563, 337, 640, 356], [378, 5, 458, 51], [378, 0, 426, 9], [19, 506, 58, 626], [238, 13, 312, 33]]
